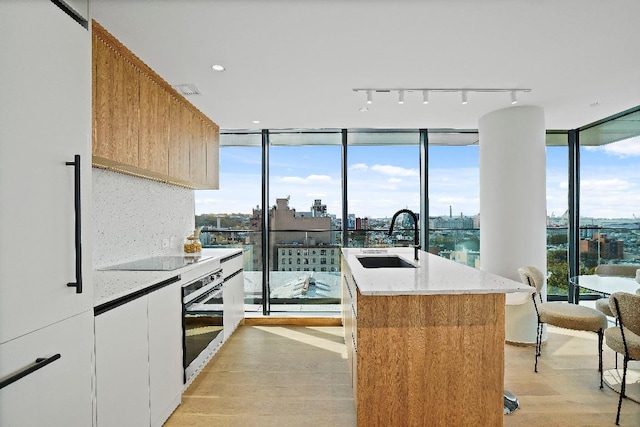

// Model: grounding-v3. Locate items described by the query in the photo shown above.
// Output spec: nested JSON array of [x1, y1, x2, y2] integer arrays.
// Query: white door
[[95, 297, 151, 427], [148, 284, 184, 427], [0, 0, 93, 344], [0, 312, 94, 427]]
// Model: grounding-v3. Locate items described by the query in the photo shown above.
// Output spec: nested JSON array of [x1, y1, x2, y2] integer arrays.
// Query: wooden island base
[[348, 290, 506, 426]]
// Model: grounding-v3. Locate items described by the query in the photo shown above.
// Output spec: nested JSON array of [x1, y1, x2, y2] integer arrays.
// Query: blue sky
[[195, 137, 640, 220]]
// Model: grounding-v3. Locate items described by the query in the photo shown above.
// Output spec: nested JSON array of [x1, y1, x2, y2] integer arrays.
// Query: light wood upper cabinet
[[205, 124, 220, 189], [93, 35, 139, 167], [168, 96, 192, 183], [189, 115, 208, 186], [92, 20, 219, 189], [139, 74, 170, 176]]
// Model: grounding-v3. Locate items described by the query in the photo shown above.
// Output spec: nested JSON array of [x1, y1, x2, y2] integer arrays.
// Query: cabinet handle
[[0, 354, 61, 390], [66, 155, 82, 294]]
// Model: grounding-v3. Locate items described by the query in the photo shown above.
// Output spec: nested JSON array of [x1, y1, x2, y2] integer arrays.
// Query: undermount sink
[[356, 255, 416, 269]]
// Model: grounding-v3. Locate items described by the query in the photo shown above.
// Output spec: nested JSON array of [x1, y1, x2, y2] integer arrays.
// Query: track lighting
[[352, 87, 531, 107], [422, 90, 430, 104]]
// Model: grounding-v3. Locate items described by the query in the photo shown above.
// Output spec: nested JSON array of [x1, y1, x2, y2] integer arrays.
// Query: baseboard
[[243, 317, 343, 326]]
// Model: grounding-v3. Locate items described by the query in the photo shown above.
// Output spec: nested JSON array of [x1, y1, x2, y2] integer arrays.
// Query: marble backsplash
[[92, 168, 195, 269]]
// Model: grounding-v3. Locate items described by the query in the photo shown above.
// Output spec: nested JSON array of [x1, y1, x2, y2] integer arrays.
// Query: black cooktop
[[100, 255, 211, 271]]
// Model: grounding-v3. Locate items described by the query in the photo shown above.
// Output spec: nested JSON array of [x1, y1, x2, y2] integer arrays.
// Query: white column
[[479, 106, 547, 344]]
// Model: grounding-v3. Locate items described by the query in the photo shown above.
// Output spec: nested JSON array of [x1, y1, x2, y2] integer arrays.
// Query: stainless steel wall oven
[[182, 268, 224, 383]]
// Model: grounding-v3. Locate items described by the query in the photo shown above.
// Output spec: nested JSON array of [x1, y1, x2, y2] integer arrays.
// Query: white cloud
[[371, 164, 419, 177], [581, 178, 632, 191], [279, 176, 307, 184], [277, 174, 333, 184], [388, 178, 402, 183], [349, 163, 369, 171], [584, 137, 640, 158]]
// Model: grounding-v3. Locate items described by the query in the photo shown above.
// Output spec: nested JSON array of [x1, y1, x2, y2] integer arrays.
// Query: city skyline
[[195, 136, 640, 219]]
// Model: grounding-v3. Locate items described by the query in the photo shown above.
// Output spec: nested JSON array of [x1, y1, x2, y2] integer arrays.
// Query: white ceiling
[[92, 0, 640, 132]]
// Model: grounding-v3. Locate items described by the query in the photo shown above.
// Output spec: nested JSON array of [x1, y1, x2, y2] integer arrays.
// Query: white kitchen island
[[341, 248, 531, 427]]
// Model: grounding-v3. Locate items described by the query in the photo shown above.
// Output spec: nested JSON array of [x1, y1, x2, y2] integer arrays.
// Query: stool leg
[[597, 329, 603, 389]]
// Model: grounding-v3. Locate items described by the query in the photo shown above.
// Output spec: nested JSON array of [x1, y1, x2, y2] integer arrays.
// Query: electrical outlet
[[162, 238, 169, 249]]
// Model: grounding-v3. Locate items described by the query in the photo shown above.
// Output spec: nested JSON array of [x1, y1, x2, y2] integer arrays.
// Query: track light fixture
[[422, 90, 430, 104], [354, 87, 531, 106]]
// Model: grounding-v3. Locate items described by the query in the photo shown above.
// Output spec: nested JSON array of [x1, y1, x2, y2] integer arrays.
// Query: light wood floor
[[165, 324, 640, 426]]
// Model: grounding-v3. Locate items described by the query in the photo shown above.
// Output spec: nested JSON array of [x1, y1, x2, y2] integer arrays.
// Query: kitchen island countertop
[[342, 247, 532, 296], [93, 248, 242, 307]]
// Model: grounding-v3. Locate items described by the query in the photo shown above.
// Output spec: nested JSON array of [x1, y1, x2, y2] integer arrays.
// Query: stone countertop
[[93, 248, 242, 307], [342, 247, 532, 296]]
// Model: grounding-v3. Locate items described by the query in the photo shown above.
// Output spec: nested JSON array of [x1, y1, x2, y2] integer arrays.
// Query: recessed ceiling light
[[252, 120, 260, 124], [211, 64, 225, 72]]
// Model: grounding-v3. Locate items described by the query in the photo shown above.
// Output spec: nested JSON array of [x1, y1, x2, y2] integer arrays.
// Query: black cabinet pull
[[66, 155, 82, 294], [0, 354, 61, 390]]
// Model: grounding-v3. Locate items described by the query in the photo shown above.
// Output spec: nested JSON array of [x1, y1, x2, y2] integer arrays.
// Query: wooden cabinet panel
[[92, 20, 219, 189], [139, 74, 170, 176], [168, 96, 192, 182], [93, 37, 139, 167], [189, 115, 208, 185], [205, 123, 220, 189]]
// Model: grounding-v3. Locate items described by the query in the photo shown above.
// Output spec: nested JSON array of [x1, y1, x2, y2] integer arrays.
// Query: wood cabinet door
[[93, 36, 139, 167], [189, 114, 208, 186], [168, 96, 192, 182], [205, 123, 220, 189], [139, 74, 170, 176]]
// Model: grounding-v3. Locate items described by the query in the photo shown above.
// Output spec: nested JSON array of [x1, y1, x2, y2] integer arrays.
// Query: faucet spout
[[388, 209, 419, 261]]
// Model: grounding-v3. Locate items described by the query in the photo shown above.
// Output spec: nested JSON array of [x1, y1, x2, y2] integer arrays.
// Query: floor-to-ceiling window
[[346, 131, 420, 248], [195, 132, 264, 313], [546, 133, 570, 298], [427, 132, 480, 267], [578, 111, 640, 279], [267, 131, 343, 312], [193, 105, 640, 314]]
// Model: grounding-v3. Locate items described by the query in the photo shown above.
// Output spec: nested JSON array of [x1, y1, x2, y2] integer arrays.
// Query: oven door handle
[[185, 285, 223, 309]]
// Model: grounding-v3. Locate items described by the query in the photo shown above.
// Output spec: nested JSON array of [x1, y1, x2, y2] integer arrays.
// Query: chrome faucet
[[388, 209, 419, 261]]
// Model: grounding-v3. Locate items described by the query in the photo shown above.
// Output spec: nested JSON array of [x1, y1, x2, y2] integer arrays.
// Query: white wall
[[92, 168, 195, 268]]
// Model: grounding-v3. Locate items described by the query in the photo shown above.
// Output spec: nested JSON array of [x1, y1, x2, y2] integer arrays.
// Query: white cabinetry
[[94, 282, 183, 427], [221, 253, 244, 339], [0, 1, 92, 425], [95, 297, 150, 427], [0, 312, 93, 427], [148, 285, 184, 427], [0, 0, 92, 344]]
